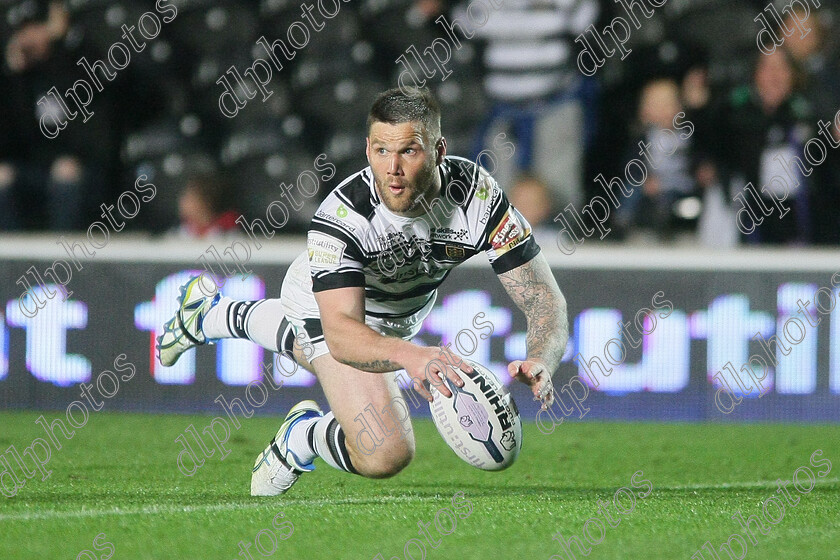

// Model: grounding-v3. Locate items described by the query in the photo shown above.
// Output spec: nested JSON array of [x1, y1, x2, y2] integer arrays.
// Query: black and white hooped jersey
[[307, 156, 540, 319]]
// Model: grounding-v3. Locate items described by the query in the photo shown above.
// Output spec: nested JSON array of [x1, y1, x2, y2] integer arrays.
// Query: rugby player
[[157, 87, 569, 495]]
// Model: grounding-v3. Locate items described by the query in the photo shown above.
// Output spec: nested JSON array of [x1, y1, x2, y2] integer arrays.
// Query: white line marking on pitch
[[0, 495, 440, 522], [661, 478, 839, 491], [1, 480, 836, 522]]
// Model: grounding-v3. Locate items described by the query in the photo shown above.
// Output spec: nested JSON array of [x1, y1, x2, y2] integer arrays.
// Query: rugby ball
[[429, 359, 522, 471]]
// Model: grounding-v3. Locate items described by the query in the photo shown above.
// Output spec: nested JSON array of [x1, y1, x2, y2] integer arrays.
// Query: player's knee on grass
[[350, 437, 415, 479], [347, 407, 416, 479]]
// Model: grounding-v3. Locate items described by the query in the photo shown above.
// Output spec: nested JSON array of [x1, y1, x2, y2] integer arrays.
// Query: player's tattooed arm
[[314, 287, 466, 397], [342, 358, 402, 373], [497, 252, 568, 374], [314, 286, 425, 375]]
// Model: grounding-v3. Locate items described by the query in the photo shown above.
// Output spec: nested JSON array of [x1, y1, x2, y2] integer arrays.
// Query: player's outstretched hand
[[403, 345, 472, 402], [509, 360, 554, 409]]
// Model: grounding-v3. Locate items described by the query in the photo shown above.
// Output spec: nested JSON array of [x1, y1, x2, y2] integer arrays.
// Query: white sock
[[287, 411, 357, 474], [201, 296, 233, 339], [202, 297, 285, 352], [285, 415, 320, 467]]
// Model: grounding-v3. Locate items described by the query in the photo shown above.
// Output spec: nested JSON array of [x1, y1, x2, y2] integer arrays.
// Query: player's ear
[[436, 136, 447, 165], [365, 137, 372, 164]]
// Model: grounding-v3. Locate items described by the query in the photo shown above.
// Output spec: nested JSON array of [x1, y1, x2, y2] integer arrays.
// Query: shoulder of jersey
[[311, 168, 377, 237], [443, 156, 501, 209], [443, 156, 503, 238], [443, 156, 479, 198]]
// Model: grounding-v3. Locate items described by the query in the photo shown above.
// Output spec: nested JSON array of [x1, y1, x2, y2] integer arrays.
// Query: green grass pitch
[[1, 411, 837, 559]]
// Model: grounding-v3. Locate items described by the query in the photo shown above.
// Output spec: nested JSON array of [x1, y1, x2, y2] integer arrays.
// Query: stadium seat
[[307, 7, 363, 55], [360, 0, 443, 60], [65, 0, 148, 54], [125, 154, 218, 232], [120, 116, 218, 230], [224, 145, 321, 233], [434, 76, 487, 132], [290, 44, 385, 130], [322, 129, 365, 184], [220, 113, 316, 209], [666, 0, 758, 84], [167, 0, 259, 57], [220, 115, 311, 168]]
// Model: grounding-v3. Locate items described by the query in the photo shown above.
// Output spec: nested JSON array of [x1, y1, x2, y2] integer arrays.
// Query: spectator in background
[[507, 173, 555, 247], [782, 10, 840, 245], [1, 0, 118, 231], [721, 50, 814, 245], [466, 0, 599, 210], [781, 9, 840, 119], [617, 79, 696, 239], [176, 174, 239, 238], [681, 61, 717, 164], [681, 59, 740, 248], [2, 0, 166, 232], [2, 0, 75, 230], [4, 1, 66, 73], [0, 161, 17, 231]]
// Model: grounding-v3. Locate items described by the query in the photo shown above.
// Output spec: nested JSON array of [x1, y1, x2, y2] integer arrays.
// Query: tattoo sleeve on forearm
[[498, 253, 569, 373]]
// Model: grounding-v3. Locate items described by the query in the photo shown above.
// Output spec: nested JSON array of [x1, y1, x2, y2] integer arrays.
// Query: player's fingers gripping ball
[[429, 359, 522, 471]]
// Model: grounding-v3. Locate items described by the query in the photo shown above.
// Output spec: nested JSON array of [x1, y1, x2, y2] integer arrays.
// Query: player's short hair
[[367, 87, 442, 141]]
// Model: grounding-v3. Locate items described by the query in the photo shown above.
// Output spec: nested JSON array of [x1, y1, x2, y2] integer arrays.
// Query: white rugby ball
[[429, 359, 522, 471]]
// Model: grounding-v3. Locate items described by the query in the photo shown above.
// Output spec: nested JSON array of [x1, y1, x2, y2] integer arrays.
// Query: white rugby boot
[[251, 400, 324, 496], [156, 276, 220, 367]]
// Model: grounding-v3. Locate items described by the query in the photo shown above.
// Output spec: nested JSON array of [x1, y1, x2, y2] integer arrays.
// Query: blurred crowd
[[1, 0, 838, 246]]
